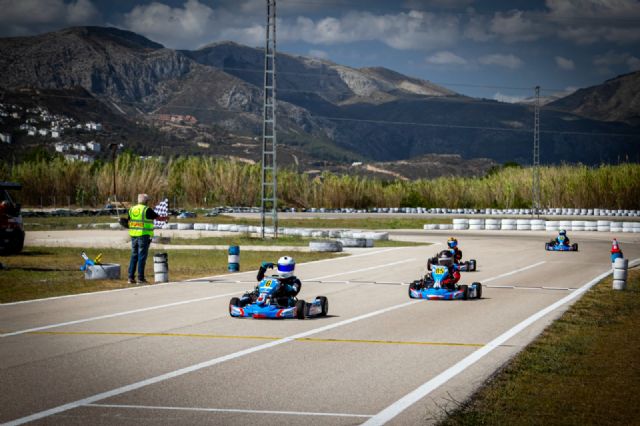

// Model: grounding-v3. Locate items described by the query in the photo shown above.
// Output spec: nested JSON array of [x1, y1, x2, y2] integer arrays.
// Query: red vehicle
[[0, 182, 25, 255]]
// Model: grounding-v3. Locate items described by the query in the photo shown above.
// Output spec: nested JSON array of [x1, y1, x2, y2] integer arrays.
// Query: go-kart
[[545, 241, 578, 251], [409, 264, 482, 300], [229, 275, 328, 319], [427, 255, 476, 272]]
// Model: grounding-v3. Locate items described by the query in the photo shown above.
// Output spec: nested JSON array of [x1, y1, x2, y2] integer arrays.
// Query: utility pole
[[261, 0, 278, 238], [532, 86, 540, 217], [108, 143, 118, 212]]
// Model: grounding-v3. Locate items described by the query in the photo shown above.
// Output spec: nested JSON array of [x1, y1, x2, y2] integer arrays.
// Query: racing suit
[[256, 263, 302, 306], [554, 235, 571, 246]]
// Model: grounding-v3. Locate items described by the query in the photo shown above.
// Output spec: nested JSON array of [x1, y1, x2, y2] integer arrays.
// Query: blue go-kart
[[409, 264, 482, 300], [229, 276, 328, 319], [545, 241, 578, 251], [427, 254, 476, 272]]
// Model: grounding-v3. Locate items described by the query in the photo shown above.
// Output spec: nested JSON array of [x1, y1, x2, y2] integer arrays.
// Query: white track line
[[2, 247, 408, 306], [3, 259, 551, 425], [0, 293, 237, 338], [308, 258, 416, 281], [3, 300, 419, 426], [1, 258, 416, 338], [85, 403, 372, 418], [481, 261, 545, 283], [363, 258, 640, 425]]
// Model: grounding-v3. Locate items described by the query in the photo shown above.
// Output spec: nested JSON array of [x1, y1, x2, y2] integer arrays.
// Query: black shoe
[[127, 278, 136, 284], [138, 279, 148, 284]]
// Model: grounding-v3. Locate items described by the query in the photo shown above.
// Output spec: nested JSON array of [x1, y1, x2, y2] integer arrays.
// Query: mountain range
[[1, 26, 638, 174]]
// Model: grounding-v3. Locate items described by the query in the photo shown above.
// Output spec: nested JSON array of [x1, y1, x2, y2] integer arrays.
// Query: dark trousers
[[128, 235, 151, 280]]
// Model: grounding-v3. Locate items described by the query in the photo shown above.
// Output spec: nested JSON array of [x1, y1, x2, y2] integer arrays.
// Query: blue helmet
[[447, 237, 458, 249]]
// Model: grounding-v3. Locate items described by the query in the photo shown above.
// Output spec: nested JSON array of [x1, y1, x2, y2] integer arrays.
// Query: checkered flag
[[154, 198, 169, 228]]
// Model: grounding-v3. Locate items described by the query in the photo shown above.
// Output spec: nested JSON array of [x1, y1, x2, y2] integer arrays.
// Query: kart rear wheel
[[474, 282, 482, 299], [318, 296, 329, 316], [229, 297, 240, 316], [545, 242, 550, 251], [295, 300, 306, 319], [470, 259, 477, 272], [460, 285, 469, 300], [408, 280, 421, 297], [572, 243, 578, 251]]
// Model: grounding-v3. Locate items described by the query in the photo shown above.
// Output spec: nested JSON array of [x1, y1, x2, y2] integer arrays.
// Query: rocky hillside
[[547, 71, 640, 126], [1, 26, 639, 169]]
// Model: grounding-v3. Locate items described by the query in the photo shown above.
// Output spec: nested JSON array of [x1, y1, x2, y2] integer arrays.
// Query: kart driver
[[447, 237, 463, 263], [432, 250, 461, 289], [256, 256, 302, 306], [554, 229, 571, 246]]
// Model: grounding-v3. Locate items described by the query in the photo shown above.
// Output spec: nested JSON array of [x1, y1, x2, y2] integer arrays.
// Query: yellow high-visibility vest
[[128, 204, 154, 237]]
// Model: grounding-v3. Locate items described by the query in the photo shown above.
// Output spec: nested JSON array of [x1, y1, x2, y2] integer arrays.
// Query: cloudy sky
[[1, 0, 639, 100]]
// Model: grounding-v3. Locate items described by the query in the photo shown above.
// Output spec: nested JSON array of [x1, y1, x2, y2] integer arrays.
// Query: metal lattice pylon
[[532, 85, 541, 217], [261, 0, 278, 238]]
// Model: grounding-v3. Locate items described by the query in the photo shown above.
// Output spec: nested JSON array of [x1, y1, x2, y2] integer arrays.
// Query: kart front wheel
[[460, 285, 469, 300], [474, 282, 482, 299], [295, 300, 306, 319], [229, 297, 241, 316], [318, 296, 329, 316]]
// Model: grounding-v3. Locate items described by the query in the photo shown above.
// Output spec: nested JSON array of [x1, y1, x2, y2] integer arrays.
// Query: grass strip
[[0, 247, 341, 303], [440, 267, 640, 426], [23, 215, 449, 231]]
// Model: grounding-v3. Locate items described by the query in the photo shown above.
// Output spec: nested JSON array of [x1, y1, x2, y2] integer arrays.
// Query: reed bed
[[1, 155, 638, 210]]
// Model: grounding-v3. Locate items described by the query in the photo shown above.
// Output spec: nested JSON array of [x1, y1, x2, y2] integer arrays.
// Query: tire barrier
[[84, 263, 121, 280], [153, 253, 169, 283], [176, 223, 193, 230], [531, 219, 545, 231], [468, 218, 484, 230], [338, 238, 368, 248], [453, 218, 469, 230], [622, 222, 635, 233], [516, 219, 531, 231], [309, 240, 343, 252], [501, 219, 516, 230], [597, 220, 610, 232], [571, 220, 585, 232], [612, 257, 628, 290], [228, 245, 240, 272], [584, 221, 597, 231], [193, 223, 207, 230]]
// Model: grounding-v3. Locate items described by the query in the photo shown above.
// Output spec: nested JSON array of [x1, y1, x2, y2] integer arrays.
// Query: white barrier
[[516, 219, 531, 231], [545, 220, 559, 231], [501, 219, 516, 230], [584, 221, 597, 231], [468, 218, 484, 230], [193, 223, 207, 231], [622, 222, 635, 233], [597, 220, 610, 232], [453, 218, 469, 230], [613, 257, 628, 290], [571, 220, 585, 231], [176, 223, 193, 230]]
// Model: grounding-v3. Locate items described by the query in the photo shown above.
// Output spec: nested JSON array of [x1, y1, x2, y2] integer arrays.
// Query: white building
[[86, 141, 101, 152], [72, 143, 86, 151], [55, 143, 70, 152], [38, 129, 48, 136], [0, 133, 11, 144], [85, 122, 103, 131], [51, 130, 61, 138]]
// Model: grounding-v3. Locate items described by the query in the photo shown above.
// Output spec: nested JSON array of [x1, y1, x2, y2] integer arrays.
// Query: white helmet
[[277, 256, 295, 278]]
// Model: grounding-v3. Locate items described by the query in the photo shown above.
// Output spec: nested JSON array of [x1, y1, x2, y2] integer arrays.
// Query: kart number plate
[[434, 266, 446, 274]]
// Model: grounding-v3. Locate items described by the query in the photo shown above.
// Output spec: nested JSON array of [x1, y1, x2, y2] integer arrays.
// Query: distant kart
[[427, 255, 477, 272], [229, 276, 328, 319], [545, 242, 578, 251], [409, 264, 482, 300]]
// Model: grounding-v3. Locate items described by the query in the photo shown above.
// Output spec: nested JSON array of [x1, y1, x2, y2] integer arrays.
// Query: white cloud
[[123, 0, 215, 48], [490, 10, 541, 43], [493, 92, 526, 103], [479, 53, 523, 69], [0, 0, 99, 33], [280, 10, 460, 51], [464, 15, 494, 42], [593, 50, 640, 74], [403, 0, 474, 9], [426, 51, 467, 65], [555, 56, 575, 70], [547, 0, 640, 44]]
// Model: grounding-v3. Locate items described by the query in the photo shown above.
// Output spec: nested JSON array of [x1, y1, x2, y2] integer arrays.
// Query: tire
[[474, 283, 482, 299], [309, 240, 343, 252], [572, 243, 578, 251], [229, 297, 240, 316], [545, 242, 550, 251], [427, 259, 433, 271], [408, 280, 421, 297], [461, 284, 469, 300], [470, 259, 476, 272], [296, 300, 306, 319], [318, 296, 329, 316]]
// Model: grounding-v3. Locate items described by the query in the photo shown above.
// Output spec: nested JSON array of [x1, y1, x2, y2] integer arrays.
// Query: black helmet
[[437, 250, 454, 266]]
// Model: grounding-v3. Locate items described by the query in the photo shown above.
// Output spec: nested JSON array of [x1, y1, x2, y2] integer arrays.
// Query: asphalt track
[[2, 230, 639, 425]]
